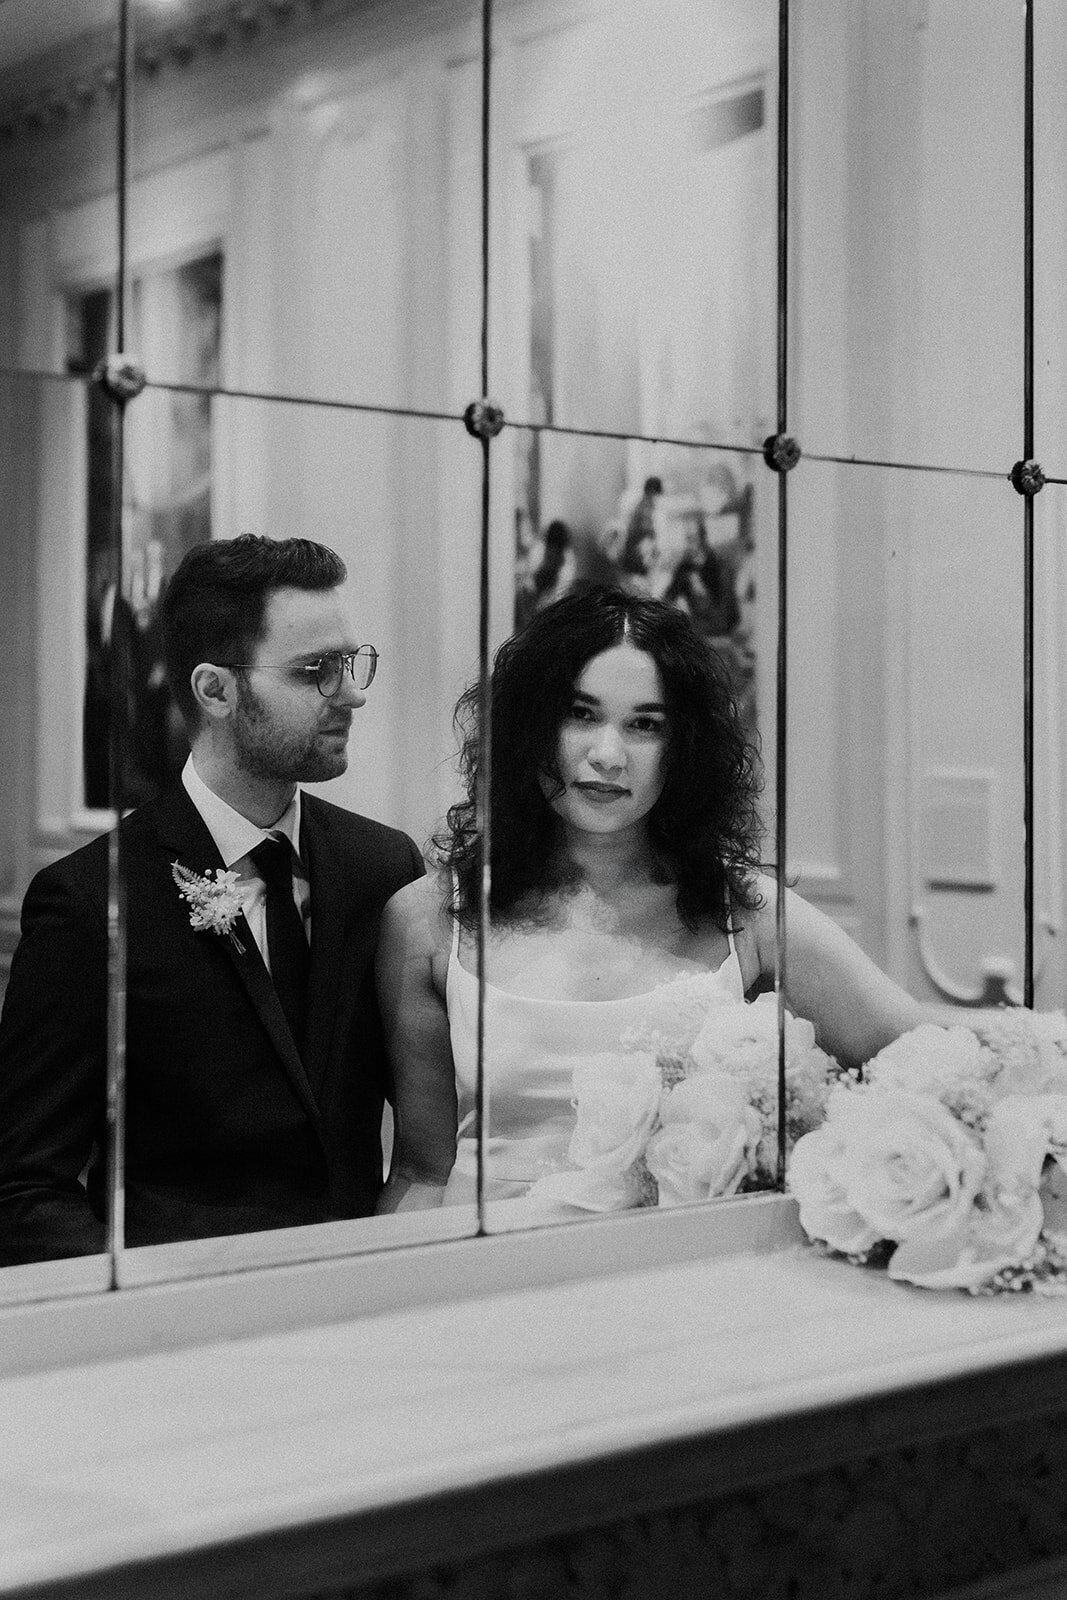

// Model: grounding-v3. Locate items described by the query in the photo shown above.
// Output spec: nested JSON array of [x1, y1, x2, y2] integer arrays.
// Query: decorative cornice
[[0, 0, 364, 146]]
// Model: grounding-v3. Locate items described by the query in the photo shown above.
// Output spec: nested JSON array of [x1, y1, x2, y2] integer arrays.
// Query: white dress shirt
[[180, 757, 310, 972]]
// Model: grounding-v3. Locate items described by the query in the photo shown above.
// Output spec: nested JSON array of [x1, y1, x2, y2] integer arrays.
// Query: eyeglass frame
[[221, 646, 378, 697]]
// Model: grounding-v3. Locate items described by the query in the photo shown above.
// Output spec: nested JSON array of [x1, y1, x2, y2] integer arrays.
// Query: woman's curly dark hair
[[434, 583, 764, 932]]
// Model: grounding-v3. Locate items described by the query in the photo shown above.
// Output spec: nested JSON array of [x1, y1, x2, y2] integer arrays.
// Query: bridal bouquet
[[526, 994, 837, 1212], [788, 1010, 1067, 1293]]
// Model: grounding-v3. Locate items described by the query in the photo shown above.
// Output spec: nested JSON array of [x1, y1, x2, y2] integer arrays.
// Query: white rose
[[1041, 1160, 1067, 1240], [832, 1088, 986, 1245], [567, 1051, 662, 1177], [992, 1093, 1067, 1238], [866, 1024, 988, 1100], [645, 1073, 761, 1206], [886, 1095, 1046, 1289], [524, 1166, 643, 1212], [885, 1191, 1043, 1289], [689, 996, 832, 1161], [1032, 1010, 1067, 1089], [690, 992, 819, 1075], [987, 1012, 1067, 1099], [787, 1125, 884, 1256], [984, 1095, 1058, 1192]]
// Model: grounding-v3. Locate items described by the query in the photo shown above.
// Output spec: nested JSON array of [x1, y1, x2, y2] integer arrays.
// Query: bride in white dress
[[375, 585, 927, 1214]]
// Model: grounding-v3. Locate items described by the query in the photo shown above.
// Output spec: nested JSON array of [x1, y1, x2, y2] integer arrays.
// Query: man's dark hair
[[161, 535, 346, 731], [436, 583, 764, 932]]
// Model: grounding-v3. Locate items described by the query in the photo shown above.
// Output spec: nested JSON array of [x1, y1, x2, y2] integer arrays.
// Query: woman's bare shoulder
[[734, 871, 855, 949], [381, 870, 455, 954], [730, 872, 836, 988], [717, 871, 768, 990], [730, 870, 775, 933]]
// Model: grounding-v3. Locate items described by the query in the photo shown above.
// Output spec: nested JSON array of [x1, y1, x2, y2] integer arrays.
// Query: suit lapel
[[300, 801, 350, 1099], [153, 784, 324, 1135]]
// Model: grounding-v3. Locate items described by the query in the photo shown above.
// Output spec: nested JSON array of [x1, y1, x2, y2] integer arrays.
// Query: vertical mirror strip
[[105, 0, 133, 1278], [773, 0, 790, 1184], [474, 0, 495, 1237], [1023, 0, 1036, 1008]]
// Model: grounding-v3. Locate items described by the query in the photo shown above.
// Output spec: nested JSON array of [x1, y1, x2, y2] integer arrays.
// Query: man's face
[[231, 585, 367, 784]]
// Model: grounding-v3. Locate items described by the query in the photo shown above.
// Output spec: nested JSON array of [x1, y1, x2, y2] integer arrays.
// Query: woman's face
[[545, 643, 669, 839]]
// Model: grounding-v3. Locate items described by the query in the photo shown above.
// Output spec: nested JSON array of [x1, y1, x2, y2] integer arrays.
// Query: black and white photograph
[[0, 3, 1065, 1598]]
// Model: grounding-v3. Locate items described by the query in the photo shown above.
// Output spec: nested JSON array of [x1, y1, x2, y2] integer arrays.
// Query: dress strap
[[449, 869, 462, 962], [724, 879, 737, 957]]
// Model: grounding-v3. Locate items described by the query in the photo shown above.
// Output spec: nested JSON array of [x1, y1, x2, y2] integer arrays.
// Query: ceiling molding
[[0, 0, 364, 145]]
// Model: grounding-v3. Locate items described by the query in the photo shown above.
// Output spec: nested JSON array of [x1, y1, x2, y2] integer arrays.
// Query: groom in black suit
[[0, 535, 424, 1263]]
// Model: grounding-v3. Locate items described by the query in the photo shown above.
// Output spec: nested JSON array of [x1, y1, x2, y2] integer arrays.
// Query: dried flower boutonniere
[[171, 862, 246, 953]]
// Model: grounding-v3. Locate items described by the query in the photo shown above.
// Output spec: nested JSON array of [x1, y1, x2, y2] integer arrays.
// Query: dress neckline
[[444, 871, 743, 1005], [447, 945, 743, 1007]]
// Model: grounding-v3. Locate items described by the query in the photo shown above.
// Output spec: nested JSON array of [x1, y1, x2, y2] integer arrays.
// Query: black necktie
[[250, 835, 310, 1052]]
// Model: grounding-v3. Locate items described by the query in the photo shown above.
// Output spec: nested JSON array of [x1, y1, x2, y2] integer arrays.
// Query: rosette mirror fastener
[[1010, 459, 1045, 497], [762, 433, 802, 473], [463, 400, 506, 440], [92, 354, 147, 404]]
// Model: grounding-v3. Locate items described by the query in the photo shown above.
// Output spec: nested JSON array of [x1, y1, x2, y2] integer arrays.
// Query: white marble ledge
[[3, 1235, 1067, 1594]]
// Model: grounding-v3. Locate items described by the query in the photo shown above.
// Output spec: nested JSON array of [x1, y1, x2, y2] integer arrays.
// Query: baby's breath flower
[[658, 1051, 690, 1091], [171, 862, 246, 953]]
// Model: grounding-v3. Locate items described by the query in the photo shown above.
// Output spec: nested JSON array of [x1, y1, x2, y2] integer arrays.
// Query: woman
[[375, 585, 926, 1213]]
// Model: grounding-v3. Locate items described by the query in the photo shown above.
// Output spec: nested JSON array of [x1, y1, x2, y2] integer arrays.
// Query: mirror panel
[[111, 392, 483, 1282], [0, 366, 118, 1294], [0, 0, 1053, 1306], [123, 0, 482, 417], [0, 1, 124, 382], [489, 0, 777, 451], [1033, 481, 1066, 1012], [792, 0, 1023, 472], [0, 0, 126, 1301], [786, 455, 1025, 1023], [479, 423, 777, 1233], [1035, 0, 1067, 481]]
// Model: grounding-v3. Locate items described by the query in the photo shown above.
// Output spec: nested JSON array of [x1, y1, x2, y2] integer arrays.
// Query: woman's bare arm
[[374, 876, 458, 1212], [745, 876, 927, 1069]]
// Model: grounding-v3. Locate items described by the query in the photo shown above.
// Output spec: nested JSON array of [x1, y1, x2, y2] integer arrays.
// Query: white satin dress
[[442, 915, 746, 1207]]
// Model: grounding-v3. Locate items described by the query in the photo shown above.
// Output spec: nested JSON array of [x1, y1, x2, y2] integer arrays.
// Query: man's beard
[[233, 678, 350, 783]]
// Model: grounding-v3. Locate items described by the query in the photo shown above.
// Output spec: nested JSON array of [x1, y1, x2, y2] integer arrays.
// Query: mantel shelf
[[4, 1197, 1067, 1599]]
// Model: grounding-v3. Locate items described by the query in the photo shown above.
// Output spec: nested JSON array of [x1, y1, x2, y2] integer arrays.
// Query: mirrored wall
[[0, 0, 1055, 1301]]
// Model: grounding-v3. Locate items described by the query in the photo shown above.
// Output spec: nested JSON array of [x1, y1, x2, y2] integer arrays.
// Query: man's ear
[[189, 663, 237, 723]]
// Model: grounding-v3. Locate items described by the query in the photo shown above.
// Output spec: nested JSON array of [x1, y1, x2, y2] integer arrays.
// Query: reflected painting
[[68, 250, 222, 811], [513, 78, 768, 727]]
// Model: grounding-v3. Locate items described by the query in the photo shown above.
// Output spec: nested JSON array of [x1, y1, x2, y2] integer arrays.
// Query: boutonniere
[[171, 862, 246, 953]]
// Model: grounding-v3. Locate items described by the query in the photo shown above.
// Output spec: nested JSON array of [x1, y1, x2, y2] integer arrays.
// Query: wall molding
[[0, 0, 370, 145]]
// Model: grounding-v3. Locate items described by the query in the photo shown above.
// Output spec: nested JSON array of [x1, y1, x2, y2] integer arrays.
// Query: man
[[0, 536, 424, 1263]]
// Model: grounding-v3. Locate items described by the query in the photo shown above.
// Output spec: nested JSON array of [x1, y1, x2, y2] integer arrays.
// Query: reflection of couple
[[0, 540, 938, 1262]]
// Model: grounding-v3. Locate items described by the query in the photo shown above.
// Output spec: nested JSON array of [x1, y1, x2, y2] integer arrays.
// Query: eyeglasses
[[226, 647, 378, 696]]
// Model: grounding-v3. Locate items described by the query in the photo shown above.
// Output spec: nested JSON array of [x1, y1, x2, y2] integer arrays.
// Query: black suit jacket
[[0, 783, 423, 1263]]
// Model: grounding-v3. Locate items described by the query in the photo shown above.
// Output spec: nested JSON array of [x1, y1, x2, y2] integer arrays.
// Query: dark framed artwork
[[67, 249, 222, 810]]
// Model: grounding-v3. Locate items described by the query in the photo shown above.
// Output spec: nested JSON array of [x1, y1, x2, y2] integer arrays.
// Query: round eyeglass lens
[[317, 647, 378, 696], [353, 646, 377, 689]]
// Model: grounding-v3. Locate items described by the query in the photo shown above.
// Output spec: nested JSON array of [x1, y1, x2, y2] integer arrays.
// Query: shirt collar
[[181, 756, 304, 869]]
